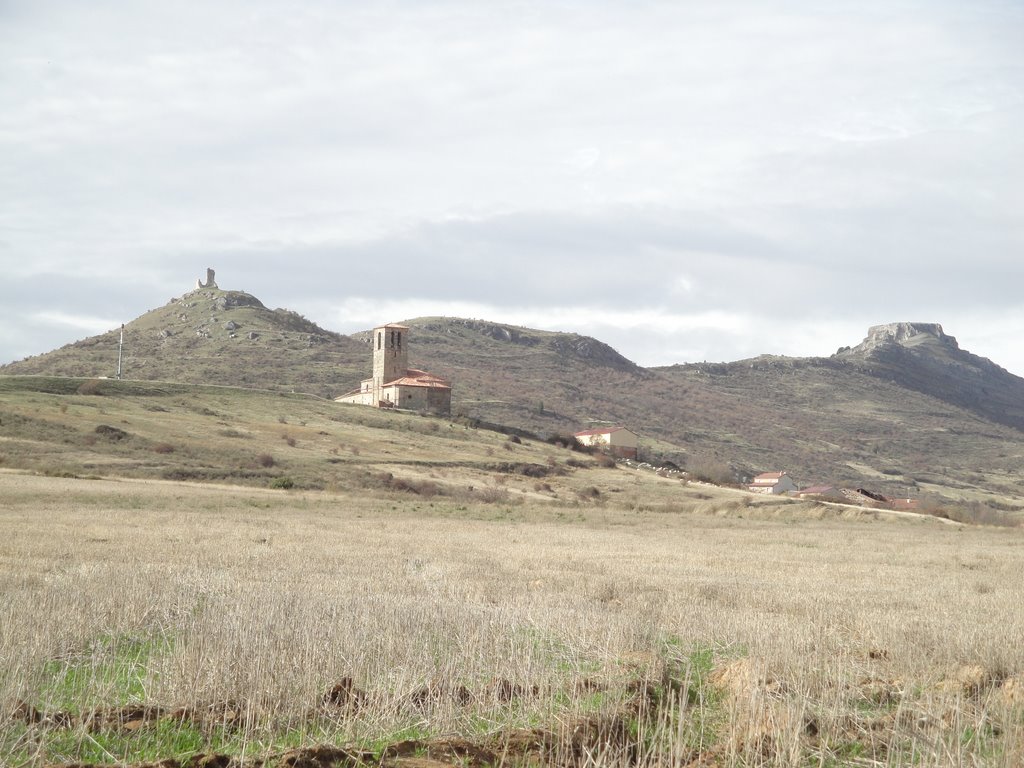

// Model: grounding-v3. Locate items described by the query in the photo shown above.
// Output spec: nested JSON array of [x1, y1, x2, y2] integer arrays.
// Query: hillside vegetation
[[4, 288, 1024, 512]]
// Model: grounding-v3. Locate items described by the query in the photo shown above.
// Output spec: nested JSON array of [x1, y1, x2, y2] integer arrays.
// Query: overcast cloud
[[2, 0, 1022, 373]]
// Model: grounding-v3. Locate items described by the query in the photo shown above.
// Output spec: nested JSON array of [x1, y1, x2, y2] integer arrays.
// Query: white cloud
[[1, 0, 1022, 376], [30, 312, 122, 335]]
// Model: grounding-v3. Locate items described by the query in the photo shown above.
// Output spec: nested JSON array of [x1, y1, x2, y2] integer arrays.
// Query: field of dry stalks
[[2, 470, 1022, 768]]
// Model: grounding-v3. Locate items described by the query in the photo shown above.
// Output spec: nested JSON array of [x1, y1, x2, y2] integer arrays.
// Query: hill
[[0, 286, 367, 398], [395, 318, 1024, 511], [835, 321, 1024, 431], [4, 287, 1024, 512]]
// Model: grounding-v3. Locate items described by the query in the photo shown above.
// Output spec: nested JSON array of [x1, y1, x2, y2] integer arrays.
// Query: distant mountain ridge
[[3, 287, 1024, 505]]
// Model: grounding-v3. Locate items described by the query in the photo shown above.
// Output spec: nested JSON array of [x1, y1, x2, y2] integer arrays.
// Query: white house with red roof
[[573, 426, 639, 459], [336, 323, 452, 415], [747, 471, 798, 495]]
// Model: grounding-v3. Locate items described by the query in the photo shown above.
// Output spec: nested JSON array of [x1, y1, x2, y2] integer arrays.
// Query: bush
[[95, 424, 130, 441], [364, 471, 443, 497], [256, 453, 275, 468], [152, 443, 175, 454], [76, 379, 104, 396], [688, 457, 736, 485], [473, 486, 510, 503], [270, 477, 295, 490]]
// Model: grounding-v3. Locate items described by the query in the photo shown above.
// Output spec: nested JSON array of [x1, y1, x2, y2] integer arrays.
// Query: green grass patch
[[37, 632, 173, 712]]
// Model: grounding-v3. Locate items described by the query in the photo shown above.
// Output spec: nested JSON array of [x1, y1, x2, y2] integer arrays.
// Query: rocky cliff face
[[844, 322, 956, 354], [835, 322, 1024, 431]]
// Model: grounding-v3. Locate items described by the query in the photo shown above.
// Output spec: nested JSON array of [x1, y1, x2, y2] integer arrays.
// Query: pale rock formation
[[837, 322, 959, 358]]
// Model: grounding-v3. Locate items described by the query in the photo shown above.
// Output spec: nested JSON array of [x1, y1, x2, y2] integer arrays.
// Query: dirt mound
[[26, 673, 683, 768]]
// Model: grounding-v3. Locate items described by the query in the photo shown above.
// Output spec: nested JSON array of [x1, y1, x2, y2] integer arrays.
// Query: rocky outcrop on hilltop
[[840, 322, 957, 355], [835, 322, 1024, 431]]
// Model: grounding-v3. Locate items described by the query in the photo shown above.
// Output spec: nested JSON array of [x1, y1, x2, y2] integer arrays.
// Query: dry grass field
[[2, 468, 1023, 768]]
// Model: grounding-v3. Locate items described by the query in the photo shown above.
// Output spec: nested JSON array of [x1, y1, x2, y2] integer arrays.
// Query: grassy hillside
[[0, 375, 612, 503], [6, 297, 1024, 512], [398, 319, 1024, 511], [0, 288, 368, 399]]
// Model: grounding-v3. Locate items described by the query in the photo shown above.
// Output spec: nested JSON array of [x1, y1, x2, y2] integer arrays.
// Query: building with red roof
[[573, 426, 639, 459], [747, 471, 798, 495], [335, 323, 452, 415]]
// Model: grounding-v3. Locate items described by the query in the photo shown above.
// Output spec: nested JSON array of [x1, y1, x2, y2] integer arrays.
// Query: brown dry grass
[[1, 471, 1022, 767]]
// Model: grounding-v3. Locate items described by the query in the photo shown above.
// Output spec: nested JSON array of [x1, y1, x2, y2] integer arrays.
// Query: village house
[[747, 471, 798, 495], [335, 323, 452, 416], [573, 426, 639, 460]]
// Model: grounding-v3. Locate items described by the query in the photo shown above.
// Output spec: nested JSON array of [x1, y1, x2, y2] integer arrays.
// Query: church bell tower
[[372, 324, 409, 403]]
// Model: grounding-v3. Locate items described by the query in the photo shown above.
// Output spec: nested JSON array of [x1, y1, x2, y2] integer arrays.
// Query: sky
[[2, 0, 1023, 373]]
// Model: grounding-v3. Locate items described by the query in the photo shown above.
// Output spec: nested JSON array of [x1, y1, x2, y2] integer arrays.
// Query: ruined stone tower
[[371, 324, 408, 404], [195, 268, 217, 290]]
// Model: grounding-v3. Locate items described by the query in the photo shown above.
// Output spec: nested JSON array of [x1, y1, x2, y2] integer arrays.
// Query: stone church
[[335, 323, 452, 415]]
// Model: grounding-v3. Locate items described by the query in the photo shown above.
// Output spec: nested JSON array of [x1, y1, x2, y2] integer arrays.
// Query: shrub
[[283, 435, 297, 447], [474, 486, 510, 503], [546, 434, 594, 453], [256, 453, 275, 468], [270, 477, 295, 490], [76, 379, 103, 396], [688, 457, 736, 485], [152, 443, 175, 454], [95, 424, 130, 441]]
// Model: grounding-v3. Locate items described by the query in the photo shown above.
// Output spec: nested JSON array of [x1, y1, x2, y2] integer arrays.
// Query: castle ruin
[[195, 268, 218, 290]]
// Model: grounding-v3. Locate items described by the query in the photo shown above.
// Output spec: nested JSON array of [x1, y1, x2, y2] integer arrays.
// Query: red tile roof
[[752, 471, 787, 482], [383, 369, 451, 389]]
